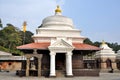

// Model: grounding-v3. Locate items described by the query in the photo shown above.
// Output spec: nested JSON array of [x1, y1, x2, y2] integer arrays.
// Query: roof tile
[[17, 42, 101, 50]]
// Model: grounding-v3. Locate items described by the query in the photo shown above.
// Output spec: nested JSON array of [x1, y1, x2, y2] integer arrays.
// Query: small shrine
[[95, 41, 117, 72]]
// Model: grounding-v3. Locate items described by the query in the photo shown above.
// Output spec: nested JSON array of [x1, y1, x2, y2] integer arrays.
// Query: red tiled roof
[[17, 42, 101, 50], [17, 42, 50, 50], [73, 43, 101, 50]]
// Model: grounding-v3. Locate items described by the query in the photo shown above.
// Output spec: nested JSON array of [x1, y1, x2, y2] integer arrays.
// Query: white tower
[[32, 6, 86, 44]]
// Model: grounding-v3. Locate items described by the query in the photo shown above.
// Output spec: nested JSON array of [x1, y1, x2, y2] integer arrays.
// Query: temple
[[17, 6, 103, 77]]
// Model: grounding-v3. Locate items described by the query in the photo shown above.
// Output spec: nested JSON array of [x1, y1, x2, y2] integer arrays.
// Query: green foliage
[[10, 49, 24, 56], [0, 24, 22, 49], [0, 22, 33, 55], [0, 18, 3, 28], [84, 38, 93, 45], [84, 38, 120, 52], [93, 41, 101, 47], [20, 31, 34, 44], [107, 42, 120, 53], [0, 46, 9, 52], [0, 46, 23, 56]]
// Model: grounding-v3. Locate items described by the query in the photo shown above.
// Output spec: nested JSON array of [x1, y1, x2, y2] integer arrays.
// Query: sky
[[0, 0, 120, 44]]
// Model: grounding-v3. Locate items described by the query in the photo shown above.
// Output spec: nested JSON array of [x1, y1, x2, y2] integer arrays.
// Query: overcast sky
[[0, 0, 120, 44]]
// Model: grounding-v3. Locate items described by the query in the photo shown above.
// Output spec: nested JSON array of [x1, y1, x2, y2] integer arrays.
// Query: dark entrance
[[106, 58, 112, 69], [56, 53, 65, 70]]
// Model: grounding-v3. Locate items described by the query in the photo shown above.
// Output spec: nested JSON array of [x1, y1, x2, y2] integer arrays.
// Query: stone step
[[56, 70, 65, 77], [100, 69, 120, 73]]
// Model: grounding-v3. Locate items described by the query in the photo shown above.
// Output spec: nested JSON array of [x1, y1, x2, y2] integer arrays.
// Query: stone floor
[[0, 71, 120, 80]]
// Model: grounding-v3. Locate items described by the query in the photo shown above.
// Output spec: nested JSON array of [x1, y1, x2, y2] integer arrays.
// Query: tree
[[0, 22, 33, 55], [84, 38, 120, 52], [0, 19, 3, 28], [84, 38, 93, 45], [93, 41, 101, 47], [107, 42, 120, 53], [0, 24, 22, 49], [20, 31, 34, 44]]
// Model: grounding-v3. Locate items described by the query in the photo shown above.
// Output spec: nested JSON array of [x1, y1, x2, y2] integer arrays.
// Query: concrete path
[[0, 72, 120, 80]]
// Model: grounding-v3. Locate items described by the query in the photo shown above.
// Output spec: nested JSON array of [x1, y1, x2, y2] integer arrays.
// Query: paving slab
[[0, 72, 120, 80]]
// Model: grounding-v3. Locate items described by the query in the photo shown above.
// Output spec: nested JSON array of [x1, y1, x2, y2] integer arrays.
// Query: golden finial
[[55, 5, 62, 13], [23, 21, 27, 32], [102, 40, 106, 45]]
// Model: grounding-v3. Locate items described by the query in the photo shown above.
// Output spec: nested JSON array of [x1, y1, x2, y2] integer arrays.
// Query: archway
[[106, 58, 112, 69], [24, 53, 42, 77], [117, 60, 120, 70], [29, 57, 38, 76]]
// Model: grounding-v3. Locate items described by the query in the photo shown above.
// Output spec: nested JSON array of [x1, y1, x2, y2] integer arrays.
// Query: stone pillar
[[112, 61, 117, 69], [66, 52, 73, 77], [38, 54, 43, 77], [100, 58, 107, 69], [112, 62, 117, 69], [26, 58, 30, 77], [50, 52, 56, 77], [101, 62, 107, 69]]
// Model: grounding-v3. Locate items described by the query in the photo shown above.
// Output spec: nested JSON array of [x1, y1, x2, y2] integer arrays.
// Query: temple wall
[[100, 57, 117, 69], [72, 53, 83, 69], [0, 61, 21, 71], [41, 54, 50, 70]]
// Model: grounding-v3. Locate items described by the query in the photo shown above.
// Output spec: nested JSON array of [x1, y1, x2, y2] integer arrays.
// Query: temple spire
[[102, 40, 106, 45], [55, 5, 62, 15]]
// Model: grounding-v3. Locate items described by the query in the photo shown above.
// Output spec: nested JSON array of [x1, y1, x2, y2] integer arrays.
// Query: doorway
[[106, 58, 112, 69], [56, 53, 65, 70]]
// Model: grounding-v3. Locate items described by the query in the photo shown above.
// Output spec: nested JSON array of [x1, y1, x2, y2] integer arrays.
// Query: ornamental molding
[[48, 39, 74, 49], [48, 39, 74, 54]]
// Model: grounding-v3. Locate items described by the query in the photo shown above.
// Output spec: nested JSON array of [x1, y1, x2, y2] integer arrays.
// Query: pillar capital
[[66, 51, 73, 56], [50, 51, 56, 56]]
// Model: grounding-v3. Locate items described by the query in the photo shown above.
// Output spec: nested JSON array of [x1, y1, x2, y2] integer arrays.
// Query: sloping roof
[[0, 51, 12, 56], [73, 43, 101, 50], [17, 42, 101, 50], [17, 42, 50, 50]]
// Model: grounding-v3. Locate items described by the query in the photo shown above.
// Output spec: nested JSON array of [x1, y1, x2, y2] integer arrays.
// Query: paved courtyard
[[0, 71, 120, 80]]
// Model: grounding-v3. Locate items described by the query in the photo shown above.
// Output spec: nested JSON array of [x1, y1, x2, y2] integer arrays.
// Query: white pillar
[[66, 52, 73, 76], [50, 52, 56, 77]]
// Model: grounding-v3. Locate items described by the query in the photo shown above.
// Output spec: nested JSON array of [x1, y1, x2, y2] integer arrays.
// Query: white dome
[[40, 6, 74, 30], [42, 15, 74, 29], [100, 43, 111, 49], [100, 40, 111, 49], [95, 41, 116, 58]]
